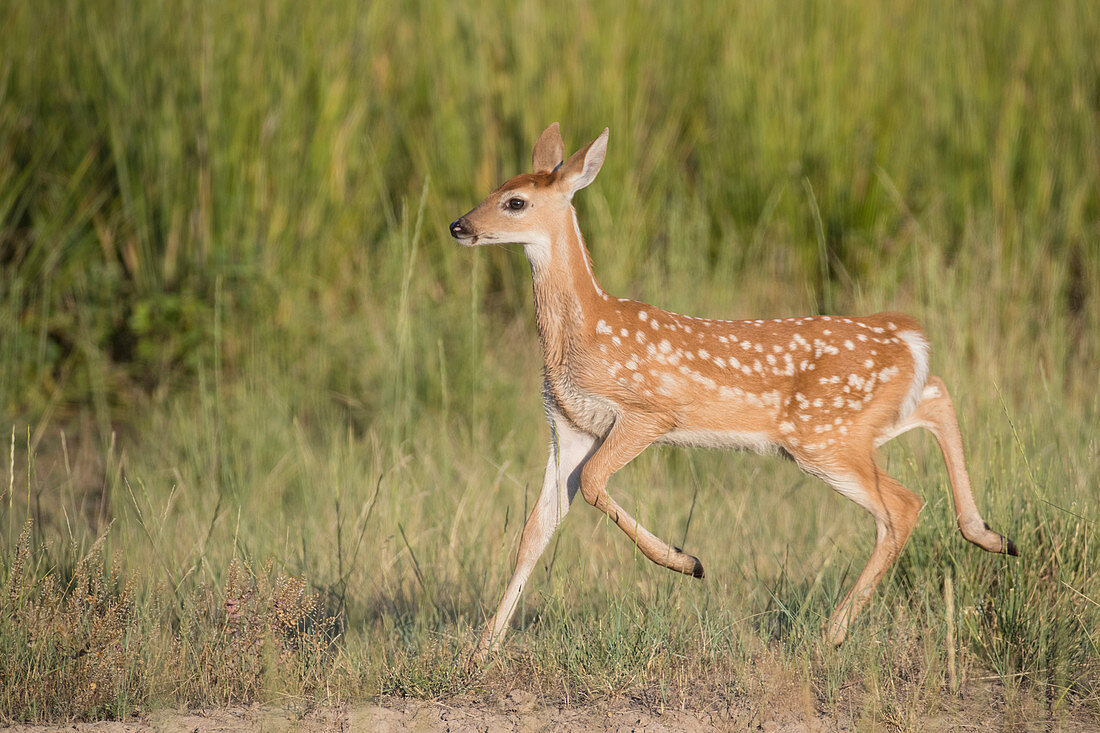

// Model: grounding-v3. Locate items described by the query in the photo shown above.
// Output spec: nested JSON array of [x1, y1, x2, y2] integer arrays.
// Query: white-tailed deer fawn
[[451, 123, 1017, 659]]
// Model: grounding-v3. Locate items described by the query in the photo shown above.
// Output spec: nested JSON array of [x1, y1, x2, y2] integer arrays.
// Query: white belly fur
[[658, 428, 778, 454], [548, 376, 780, 456]]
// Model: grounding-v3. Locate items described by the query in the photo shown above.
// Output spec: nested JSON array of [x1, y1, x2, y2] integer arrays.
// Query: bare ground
[[9, 689, 1097, 733], [6, 695, 821, 732]]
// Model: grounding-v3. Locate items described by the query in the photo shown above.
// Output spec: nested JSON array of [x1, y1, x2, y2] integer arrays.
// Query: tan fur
[[452, 124, 1017, 660]]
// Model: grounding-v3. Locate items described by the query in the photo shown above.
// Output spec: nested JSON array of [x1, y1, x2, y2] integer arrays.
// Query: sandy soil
[[7, 691, 833, 732], [8, 688, 1096, 731]]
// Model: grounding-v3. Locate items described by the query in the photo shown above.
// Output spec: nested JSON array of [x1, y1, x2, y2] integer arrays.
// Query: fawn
[[450, 123, 1017, 659]]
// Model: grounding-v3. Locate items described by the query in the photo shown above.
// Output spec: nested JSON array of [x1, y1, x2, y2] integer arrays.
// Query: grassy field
[[2, 0, 1098, 726]]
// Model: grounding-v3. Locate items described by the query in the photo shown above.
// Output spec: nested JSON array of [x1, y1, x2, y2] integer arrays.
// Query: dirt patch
[[8, 691, 1100, 732], [7, 665, 1099, 733], [6, 693, 831, 732]]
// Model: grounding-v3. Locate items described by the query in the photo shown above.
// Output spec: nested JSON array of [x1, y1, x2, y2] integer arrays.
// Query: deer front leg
[[579, 414, 705, 578], [473, 411, 599, 662]]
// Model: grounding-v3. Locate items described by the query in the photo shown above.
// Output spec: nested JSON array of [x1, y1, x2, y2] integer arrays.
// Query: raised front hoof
[[672, 546, 705, 578]]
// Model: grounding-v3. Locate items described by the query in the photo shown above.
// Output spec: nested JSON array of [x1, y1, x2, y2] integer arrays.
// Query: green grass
[[1, 0, 1098, 725]]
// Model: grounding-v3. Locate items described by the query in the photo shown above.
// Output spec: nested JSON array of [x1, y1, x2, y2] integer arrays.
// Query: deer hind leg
[[813, 455, 923, 645], [474, 411, 599, 661], [878, 376, 1017, 556], [579, 415, 705, 578]]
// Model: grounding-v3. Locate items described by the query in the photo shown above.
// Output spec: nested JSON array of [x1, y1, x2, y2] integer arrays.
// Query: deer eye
[[505, 197, 527, 211]]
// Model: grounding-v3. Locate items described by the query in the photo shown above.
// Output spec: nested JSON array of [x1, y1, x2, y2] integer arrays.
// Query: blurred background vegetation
[[3, 0, 1097, 420], [0, 0, 1097, 723]]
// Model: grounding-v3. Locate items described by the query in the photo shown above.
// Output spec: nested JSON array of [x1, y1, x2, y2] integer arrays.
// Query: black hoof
[[1005, 537, 1019, 556], [672, 545, 705, 578]]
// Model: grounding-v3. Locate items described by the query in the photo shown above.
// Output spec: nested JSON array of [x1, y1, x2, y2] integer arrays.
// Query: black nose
[[450, 218, 471, 238]]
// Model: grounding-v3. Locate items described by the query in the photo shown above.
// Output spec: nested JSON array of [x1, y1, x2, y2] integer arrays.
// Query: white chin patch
[[520, 233, 553, 267], [523, 243, 551, 268]]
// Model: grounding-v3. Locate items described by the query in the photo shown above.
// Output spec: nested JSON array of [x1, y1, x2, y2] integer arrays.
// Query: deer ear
[[560, 127, 608, 196], [532, 122, 565, 174]]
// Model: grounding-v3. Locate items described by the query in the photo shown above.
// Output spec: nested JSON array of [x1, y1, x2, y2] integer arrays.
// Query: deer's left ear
[[532, 122, 565, 174], [560, 128, 608, 197]]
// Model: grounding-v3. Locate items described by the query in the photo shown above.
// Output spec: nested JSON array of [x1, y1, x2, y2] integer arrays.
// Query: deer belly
[[658, 427, 778, 454]]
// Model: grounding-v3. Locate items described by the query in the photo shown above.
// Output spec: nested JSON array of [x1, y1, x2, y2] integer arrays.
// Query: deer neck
[[526, 207, 606, 369]]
